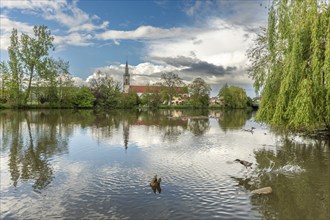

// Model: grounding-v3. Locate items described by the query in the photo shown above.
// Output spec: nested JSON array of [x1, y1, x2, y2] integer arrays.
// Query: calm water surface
[[0, 109, 329, 219]]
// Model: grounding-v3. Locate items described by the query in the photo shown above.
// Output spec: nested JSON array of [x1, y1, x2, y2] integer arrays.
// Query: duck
[[150, 175, 161, 187], [235, 159, 253, 168], [150, 175, 162, 193], [242, 127, 255, 134]]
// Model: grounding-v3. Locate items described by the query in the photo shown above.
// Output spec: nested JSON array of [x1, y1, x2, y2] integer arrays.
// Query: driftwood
[[251, 186, 272, 195]]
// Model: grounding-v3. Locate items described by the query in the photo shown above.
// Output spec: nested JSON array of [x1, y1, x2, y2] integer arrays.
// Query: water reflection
[[1, 111, 71, 190], [1, 109, 329, 220], [231, 137, 329, 220], [218, 109, 253, 132]]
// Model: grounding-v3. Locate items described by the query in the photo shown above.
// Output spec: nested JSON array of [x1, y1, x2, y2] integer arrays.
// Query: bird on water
[[235, 159, 253, 168], [150, 175, 162, 193]]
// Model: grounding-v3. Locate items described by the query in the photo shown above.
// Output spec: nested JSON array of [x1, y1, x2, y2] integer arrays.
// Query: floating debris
[[251, 186, 272, 195]]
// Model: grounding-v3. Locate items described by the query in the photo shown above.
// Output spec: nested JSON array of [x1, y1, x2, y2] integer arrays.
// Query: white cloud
[[96, 25, 195, 41], [0, 0, 108, 50], [53, 32, 94, 47], [147, 18, 253, 69], [0, 15, 34, 50], [183, 0, 204, 16], [86, 62, 180, 87], [0, 0, 106, 32], [72, 76, 87, 87]]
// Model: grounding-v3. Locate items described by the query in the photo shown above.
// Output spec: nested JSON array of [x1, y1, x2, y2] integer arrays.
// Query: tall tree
[[7, 29, 24, 105], [4, 26, 69, 106], [0, 62, 10, 103], [19, 26, 55, 104], [159, 72, 185, 105], [88, 71, 121, 108], [247, 0, 330, 130], [218, 85, 249, 109], [189, 77, 211, 107]]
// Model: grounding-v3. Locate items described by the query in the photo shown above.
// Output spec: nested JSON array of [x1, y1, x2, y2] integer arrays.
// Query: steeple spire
[[125, 59, 129, 76], [123, 59, 130, 93]]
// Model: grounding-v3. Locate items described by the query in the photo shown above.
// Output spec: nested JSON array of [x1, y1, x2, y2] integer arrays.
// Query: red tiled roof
[[129, 85, 187, 94], [129, 86, 161, 93]]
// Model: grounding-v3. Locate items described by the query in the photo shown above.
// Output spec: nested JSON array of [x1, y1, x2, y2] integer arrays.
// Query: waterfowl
[[150, 175, 162, 193], [242, 127, 255, 134], [235, 159, 253, 168], [150, 175, 161, 187]]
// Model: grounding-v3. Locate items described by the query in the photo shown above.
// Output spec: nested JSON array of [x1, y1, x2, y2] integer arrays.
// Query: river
[[0, 109, 329, 219]]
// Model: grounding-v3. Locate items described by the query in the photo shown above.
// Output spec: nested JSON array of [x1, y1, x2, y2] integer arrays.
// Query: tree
[[159, 72, 185, 105], [188, 77, 211, 107], [218, 85, 249, 109], [247, 0, 330, 130], [72, 86, 95, 108], [117, 91, 140, 108], [140, 91, 162, 109], [19, 26, 55, 104], [3, 26, 70, 106], [88, 71, 121, 108], [7, 29, 24, 105], [0, 62, 10, 103]]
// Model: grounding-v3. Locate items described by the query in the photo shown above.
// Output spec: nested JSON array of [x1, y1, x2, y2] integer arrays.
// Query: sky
[[0, 0, 270, 97]]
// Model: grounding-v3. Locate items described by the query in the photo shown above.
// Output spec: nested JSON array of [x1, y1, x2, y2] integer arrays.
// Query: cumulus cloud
[[86, 62, 181, 87], [148, 56, 236, 78], [183, 0, 268, 29], [1, 0, 108, 32], [0, 15, 34, 50], [53, 32, 94, 48], [72, 76, 88, 87], [96, 25, 196, 41], [0, 0, 108, 50], [85, 60, 253, 96], [146, 17, 254, 69]]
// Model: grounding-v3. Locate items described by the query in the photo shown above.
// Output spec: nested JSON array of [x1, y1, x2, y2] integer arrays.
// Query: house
[[209, 96, 224, 106]]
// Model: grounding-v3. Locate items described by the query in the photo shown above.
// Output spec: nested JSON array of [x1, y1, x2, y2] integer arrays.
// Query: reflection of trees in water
[[137, 110, 188, 142], [248, 139, 329, 220], [217, 110, 253, 132], [1, 110, 75, 190], [188, 119, 210, 136]]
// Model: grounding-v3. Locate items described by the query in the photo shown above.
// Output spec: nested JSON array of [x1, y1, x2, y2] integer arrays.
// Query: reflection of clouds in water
[[0, 155, 11, 191]]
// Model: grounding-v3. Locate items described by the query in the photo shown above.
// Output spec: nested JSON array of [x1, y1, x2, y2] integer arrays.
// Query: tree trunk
[[24, 67, 34, 104]]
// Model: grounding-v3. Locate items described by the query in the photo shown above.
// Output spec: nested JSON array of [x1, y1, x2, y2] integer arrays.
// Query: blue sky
[[0, 0, 269, 97]]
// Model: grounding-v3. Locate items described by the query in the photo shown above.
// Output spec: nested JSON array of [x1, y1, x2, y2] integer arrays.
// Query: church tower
[[123, 60, 130, 93]]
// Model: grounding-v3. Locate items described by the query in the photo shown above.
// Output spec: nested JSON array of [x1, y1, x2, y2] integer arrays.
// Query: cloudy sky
[[0, 0, 270, 97]]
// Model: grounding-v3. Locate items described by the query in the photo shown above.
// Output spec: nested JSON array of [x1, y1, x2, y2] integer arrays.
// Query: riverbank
[[301, 129, 330, 141]]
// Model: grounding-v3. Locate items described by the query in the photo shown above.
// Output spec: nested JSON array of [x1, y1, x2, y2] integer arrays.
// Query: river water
[[0, 109, 329, 219]]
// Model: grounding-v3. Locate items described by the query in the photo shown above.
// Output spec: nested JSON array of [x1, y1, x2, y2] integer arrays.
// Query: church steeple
[[125, 60, 129, 76], [123, 59, 130, 93]]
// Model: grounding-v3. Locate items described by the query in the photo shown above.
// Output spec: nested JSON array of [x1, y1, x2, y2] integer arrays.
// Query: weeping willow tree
[[248, 0, 330, 131]]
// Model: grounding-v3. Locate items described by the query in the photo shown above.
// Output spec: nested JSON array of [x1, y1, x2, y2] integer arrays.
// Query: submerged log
[[251, 186, 272, 195]]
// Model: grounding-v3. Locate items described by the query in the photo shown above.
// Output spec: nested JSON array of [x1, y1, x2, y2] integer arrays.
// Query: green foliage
[[3, 26, 71, 107], [248, 0, 330, 130], [159, 72, 185, 105], [218, 85, 249, 109], [140, 91, 162, 109], [88, 71, 121, 108], [188, 77, 211, 108], [117, 91, 140, 108], [72, 86, 95, 108]]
